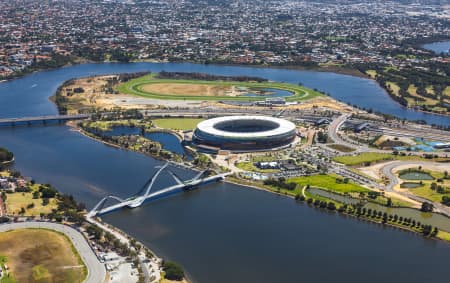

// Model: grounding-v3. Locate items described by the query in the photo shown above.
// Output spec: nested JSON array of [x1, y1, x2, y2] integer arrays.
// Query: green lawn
[[333, 152, 450, 166], [365, 70, 377, 79], [333, 152, 394, 166], [116, 74, 322, 101], [409, 186, 450, 203], [437, 230, 450, 242], [289, 174, 370, 194], [5, 183, 58, 216], [152, 118, 204, 130], [401, 170, 450, 203], [327, 144, 355, 152], [235, 162, 279, 173]]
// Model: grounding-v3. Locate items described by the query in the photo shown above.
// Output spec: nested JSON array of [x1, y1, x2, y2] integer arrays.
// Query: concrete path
[[0, 221, 106, 283]]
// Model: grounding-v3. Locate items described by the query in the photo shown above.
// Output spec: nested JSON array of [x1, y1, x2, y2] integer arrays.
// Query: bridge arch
[[89, 195, 126, 216]]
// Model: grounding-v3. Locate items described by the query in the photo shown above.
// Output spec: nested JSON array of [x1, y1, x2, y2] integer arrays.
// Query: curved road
[[381, 161, 450, 217], [327, 113, 369, 153], [0, 221, 106, 283]]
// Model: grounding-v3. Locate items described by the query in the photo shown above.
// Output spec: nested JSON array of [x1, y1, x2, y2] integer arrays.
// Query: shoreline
[[225, 179, 450, 243], [1, 157, 15, 165], [4, 60, 448, 119]]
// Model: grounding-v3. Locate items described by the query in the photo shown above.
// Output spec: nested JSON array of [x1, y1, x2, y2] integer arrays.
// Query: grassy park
[[0, 229, 86, 283], [5, 183, 58, 216], [152, 118, 204, 130], [398, 169, 450, 203], [116, 73, 322, 101], [289, 174, 370, 194], [333, 152, 395, 166], [235, 162, 280, 173]]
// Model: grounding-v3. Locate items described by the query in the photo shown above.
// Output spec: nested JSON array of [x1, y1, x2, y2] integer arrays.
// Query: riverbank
[[69, 121, 187, 164], [2, 61, 450, 282], [226, 176, 450, 243]]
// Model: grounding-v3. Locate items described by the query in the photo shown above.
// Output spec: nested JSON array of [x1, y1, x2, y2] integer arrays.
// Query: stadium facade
[[193, 116, 297, 152]]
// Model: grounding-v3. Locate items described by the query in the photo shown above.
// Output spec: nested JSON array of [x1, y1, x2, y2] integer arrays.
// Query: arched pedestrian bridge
[[87, 163, 231, 217]]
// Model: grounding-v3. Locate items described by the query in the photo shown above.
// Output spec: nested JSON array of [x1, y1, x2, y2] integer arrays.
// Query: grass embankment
[[5, 183, 58, 216], [0, 229, 86, 283], [386, 82, 400, 96], [152, 118, 204, 131], [116, 74, 322, 101], [437, 230, 450, 242], [289, 174, 369, 194], [327, 144, 355, 152], [410, 186, 450, 203], [333, 152, 450, 166], [231, 175, 445, 241], [266, 174, 411, 207], [365, 70, 377, 79]]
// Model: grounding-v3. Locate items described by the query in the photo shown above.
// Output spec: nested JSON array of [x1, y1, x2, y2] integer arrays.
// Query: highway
[[0, 221, 106, 283], [381, 161, 450, 217]]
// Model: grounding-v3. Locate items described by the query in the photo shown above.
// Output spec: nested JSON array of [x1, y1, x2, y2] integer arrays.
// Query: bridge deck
[[0, 114, 90, 124], [89, 173, 230, 217]]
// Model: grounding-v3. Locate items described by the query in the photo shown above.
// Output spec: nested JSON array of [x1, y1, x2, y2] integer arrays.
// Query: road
[[0, 221, 106, 283], [327, 113, 368, 152], [381, 161, 450, 216], [326, 114, 450, 157]]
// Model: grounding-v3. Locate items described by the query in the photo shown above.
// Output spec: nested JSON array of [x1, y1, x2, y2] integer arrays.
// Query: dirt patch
[[0, 229, 85, 283]]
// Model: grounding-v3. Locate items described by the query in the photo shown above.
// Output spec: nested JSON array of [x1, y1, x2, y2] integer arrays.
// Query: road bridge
[[88, 163, 231, 217], [0, 114, 90, 126]]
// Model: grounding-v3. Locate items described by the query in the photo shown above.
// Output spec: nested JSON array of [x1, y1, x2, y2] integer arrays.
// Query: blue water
[[1, 63, 450, 283], [144, 132, 188, 156], [90, 126, 188, 156], [0, 62, 449, 126], [423, 40, 450, 55]]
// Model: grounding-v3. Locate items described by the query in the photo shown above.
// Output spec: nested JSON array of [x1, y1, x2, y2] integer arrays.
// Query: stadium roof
[[196, 116, 296, 139]]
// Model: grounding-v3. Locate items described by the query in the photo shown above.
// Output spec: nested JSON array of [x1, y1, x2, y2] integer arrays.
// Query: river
[[1, 63, 450, 283], [0, 62, 449, 125], [423, 40, 450, 55]]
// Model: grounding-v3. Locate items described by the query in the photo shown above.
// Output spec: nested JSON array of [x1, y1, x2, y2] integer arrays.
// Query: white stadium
[[193, 116, 297, 152]]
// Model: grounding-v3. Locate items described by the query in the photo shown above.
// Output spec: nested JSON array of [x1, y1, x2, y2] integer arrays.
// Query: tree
[[422, 225, 432, 236], [386, 198, 392, 207], [420, 202, 434, 212], [327, 202, 336, 211], [162, 261, 184, 281], [42, 198, 49, 206], [431, 227, 439, 237], [32, 191, 39, 199], [382, 212, 388, 224], [40, 186, 57, 198], [86, 224, 103, 240], [0, 147, 14, 163]]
